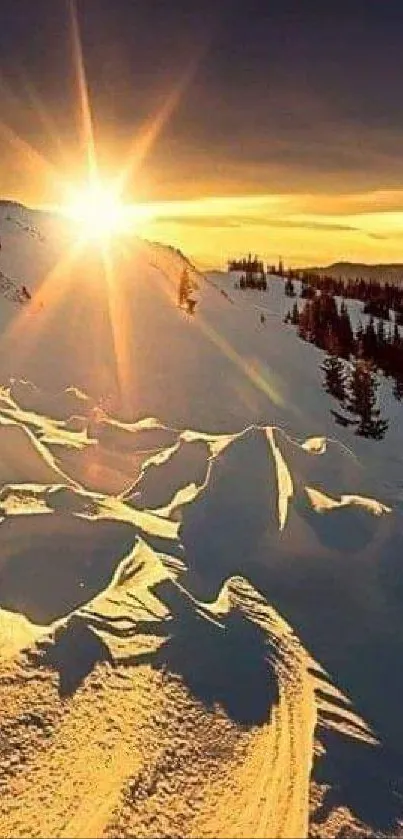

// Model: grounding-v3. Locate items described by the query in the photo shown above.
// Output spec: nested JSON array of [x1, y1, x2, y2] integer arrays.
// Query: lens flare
[[63, 180, 130, 240]]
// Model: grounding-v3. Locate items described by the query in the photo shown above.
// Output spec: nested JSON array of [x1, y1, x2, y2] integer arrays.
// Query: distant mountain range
[[301, 261, 403, 285]]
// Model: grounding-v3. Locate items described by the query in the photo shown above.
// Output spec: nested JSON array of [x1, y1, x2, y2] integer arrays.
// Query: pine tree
[[300, 282, 315, 299], [377, 317, 385, 346], [345, 359, 388, 440], [284, 310, 292, 324], [339, 300, 354, 357], [291, 301, 299, 325], [298, 301, 314, 341], [393, 376, 403, 401], [362, 316, 377, 359], [178, 269, 192, 307], [285, 277, 295, 297], [321, 353, 347, 403]]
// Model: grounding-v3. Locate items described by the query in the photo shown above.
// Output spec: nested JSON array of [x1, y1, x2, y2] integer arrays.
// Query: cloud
[[151, 212, 386, 239]]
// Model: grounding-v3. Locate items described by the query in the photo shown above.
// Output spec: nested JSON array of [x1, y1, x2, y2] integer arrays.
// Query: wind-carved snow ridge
[[305, 485, 391, 516], [0, 380, 401, 839], [266, 427, 294, 531], [56, 547, 377, 839]]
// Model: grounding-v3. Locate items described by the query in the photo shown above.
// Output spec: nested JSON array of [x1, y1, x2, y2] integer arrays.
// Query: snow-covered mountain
[[0, 203, 402, 838]]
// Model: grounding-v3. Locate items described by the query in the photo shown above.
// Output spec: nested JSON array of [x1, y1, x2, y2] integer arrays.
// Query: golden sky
[[4, 130, 403, 270], [129, 191, 403, 269], [2, 1, 403, 269], [3, 115, 403, 270]]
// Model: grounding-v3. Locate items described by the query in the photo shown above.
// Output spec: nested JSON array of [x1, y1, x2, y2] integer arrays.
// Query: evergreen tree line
[[229, 254, 265, 273], [239, 272, 268, 291], [284, 291, 403, 439], [285, 295, 355, 358], [321, 352, 388, 440], [285, 291, 403, 394], [299, 274, 403, 323]]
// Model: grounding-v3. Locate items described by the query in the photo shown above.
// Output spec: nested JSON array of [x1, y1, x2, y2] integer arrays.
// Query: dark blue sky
[[1, 0, 403, 201]]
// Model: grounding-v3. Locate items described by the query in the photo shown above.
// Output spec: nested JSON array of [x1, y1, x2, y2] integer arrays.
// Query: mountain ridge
[[302, 260, 403, 284]]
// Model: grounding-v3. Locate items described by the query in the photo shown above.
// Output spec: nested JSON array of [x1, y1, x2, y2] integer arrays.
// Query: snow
[[0, 203, 402, 838]]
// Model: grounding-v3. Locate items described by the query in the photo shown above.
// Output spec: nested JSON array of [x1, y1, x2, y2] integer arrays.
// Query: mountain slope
[[0, 205, 403, 838]]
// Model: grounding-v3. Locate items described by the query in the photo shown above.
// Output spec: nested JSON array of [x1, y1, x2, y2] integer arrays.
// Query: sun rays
[[62, 180, 130, 241], [0, 0, 288, 418], [0, 0, 200, 409]]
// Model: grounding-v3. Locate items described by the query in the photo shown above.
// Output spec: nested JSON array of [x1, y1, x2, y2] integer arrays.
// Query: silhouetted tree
[[298, 301, 314, 341], [300, 282, 316, 299], [290, 301, 299, 325], [362, 316, 378, 359], [345, 359, 388, 439], [285, 277, 296, 297], [338, 300, 354, 357], [321, 352, 347, 403], [178, 269, 192, 307], [393, 376, 403, 401]]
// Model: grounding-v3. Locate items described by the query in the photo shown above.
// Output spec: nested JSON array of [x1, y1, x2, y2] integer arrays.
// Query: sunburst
[[62, 179, 131, 241], [0, 0, 210, 412]]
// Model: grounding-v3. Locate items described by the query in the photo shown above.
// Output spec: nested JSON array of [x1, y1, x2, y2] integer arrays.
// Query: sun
[[63, 179, 130, 241]]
